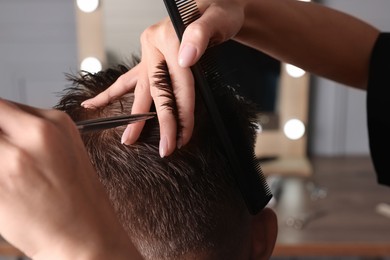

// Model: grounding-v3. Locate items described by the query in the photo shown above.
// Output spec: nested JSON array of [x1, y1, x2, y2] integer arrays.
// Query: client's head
[[55, 61, 277, 260]]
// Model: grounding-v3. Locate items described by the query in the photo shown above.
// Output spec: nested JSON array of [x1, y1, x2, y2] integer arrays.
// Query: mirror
[[257, 65, 312, 177], [75, 0, 311, 177], [103, 0, 166, 65], [214, 41, 281, 131]]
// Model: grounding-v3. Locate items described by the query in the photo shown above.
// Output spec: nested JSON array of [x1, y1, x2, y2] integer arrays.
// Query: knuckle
[[140, 25, 157, 44], [6, 147, 30, 176], [31, 118, 51, 134], [116, 74, 126, 87], [47, 110, 82, 138], [187, 22, 208, 41], [140, 29, 148, 43], [52, 109, 71, 122], [28, 118, 56, 144], [135, 80, 150, 95], [56, 112, 77, 132], [116, 74, 135, 92], [0, 148, 36, 191]]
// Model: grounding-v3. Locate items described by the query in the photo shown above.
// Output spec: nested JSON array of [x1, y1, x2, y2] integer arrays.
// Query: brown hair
[[56, 60, 259, 259]]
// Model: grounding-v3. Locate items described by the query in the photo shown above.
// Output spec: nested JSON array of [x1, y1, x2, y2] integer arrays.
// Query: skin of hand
[[82, 18, 195, 158], [81, 0, 250, 158], [0, 99, 142, 260]]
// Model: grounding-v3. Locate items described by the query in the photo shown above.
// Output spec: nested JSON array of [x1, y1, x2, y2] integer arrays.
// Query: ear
[[250, 207, 278, 260]]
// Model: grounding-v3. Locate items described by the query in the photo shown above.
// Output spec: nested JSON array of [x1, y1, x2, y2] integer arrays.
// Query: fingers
[[81, 64, 141, 108], [154, 21, 196, 155], [143, 26, 179, 157], [77, 2, 246, 157], [0, 133, 15, 174], [0, 99, 41, 140], [0, 99, 76, 145], [82, 13, 220, 156], [121, 64, 153, 145], [163, 49, 195, 150], [119, 20, 195, 157]]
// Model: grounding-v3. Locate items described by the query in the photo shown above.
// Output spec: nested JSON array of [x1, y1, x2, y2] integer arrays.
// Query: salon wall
[[103, 0, 166, 64], [0, 0, 78, 108], [309, 0, 390, 156]]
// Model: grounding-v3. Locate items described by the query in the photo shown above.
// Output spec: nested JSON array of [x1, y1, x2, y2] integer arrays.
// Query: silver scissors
[[76, 112, 157, 133]]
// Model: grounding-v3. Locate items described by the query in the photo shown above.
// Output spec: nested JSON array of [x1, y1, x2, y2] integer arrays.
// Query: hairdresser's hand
[[178, 0, 249, 66], [81, 0, 249, 157], [0, 99, 142, 260]]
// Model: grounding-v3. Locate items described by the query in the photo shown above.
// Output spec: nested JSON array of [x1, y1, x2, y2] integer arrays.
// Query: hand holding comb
[[162, 0, 272, 214]]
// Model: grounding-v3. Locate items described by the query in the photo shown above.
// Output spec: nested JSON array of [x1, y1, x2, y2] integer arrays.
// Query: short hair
[[55, 60, 260, 260]]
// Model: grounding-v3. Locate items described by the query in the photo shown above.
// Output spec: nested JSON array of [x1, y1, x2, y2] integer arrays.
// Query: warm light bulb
[[80, 57, 102, 73], [285, 64, 306, 78], [284, 119, 305, 140], [77, 0, 99, 13]]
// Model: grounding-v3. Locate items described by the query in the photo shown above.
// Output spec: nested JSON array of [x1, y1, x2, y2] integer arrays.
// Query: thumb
[[178, 4, 244, 68]]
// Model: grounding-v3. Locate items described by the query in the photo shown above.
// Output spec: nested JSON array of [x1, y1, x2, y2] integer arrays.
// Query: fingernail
[[159, 135, 168, 158], [179, 44, 197, 68], [81, 101, 92, 108], [121, 125, 131, 145]]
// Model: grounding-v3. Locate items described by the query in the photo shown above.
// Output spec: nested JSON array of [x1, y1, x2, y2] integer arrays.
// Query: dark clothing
[[367, 33, 390, 186]]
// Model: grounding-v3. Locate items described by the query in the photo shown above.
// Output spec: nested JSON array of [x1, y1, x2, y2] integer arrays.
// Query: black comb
[[162, 0, 272, 214]]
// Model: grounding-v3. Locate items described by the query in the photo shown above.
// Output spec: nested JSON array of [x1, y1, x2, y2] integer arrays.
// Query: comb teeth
[[201, 51, 273, 212], [176, 0, 201, 26], [163, 0, 272, 215]]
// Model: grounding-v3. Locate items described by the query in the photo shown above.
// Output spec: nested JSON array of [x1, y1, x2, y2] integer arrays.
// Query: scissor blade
[[76, 112, 156, 133]]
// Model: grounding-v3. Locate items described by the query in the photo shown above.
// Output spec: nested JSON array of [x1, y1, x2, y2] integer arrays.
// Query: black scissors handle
[[76, 112, 157, 133]]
